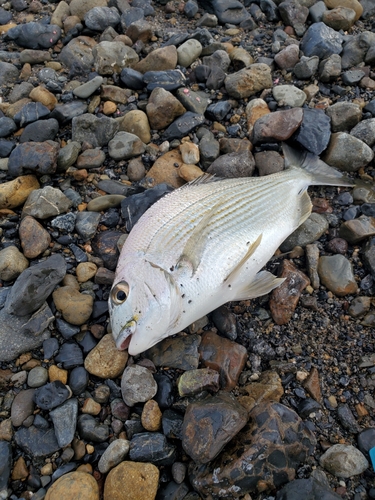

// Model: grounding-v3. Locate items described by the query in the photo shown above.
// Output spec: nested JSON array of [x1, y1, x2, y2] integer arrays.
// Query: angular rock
[[92, 231, 122, 270], [339, 216, 375, 244], [84, 334, 128, 379], [294, 108, 331, 155], [129, 432, 176, 466], [163, 112, 205, 141], [272, 85, 307, 107], [225, 64, 272, 99], [318, 254, 358, 296], [93, 41, 139, 75], [15, 426, 60, 458], [133, 45, 177, 73], [253, 108, 303, 144], [72, 113, 119, 148], [121, 365, 157, 407], [146, 87, 186, 130], [77, 414, 110, 442], [178, 368, 220, 397], [84, 6, 120, 31], [8, 140, 59, 177], [300, 22, 343, 59], [145, 334, 201, 370]]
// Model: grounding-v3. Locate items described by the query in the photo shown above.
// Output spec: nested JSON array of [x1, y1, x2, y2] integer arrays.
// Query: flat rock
[[129, 432, 176, 466], [11, 388, 35, 427], [98, 439, 130, 474], [294, 108, 331, 155], [72, 114, 119, 148], [207, 149, 255, 177], [280, 213, 329, 252], [145, 149, 185, 188], [318, 254, 358, 296], [8, 140, 60, 177], [162, 111, 205, 141], [339, 215, 375, 244], [108, 131, 146, 160], [276, 476, 342, 500], [84, 334, 128, 378], [272, 85, 307, 107], [50, 399, 78, 448]]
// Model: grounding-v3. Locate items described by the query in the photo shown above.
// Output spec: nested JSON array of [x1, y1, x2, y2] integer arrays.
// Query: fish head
[[109, 256, 181, 356]]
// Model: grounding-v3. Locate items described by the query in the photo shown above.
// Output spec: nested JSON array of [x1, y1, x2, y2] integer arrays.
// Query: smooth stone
[[280, 213, 329, 252], [98, 439, 130, 474], [34, 380, 70, 410], [339, 216, 375, 244], [76, 262, 97, 283], [207, 149, 255, 178], [252, 107, 303, 143], [133, 45, 177, 74], [350, 118, 375, 147], [225, 63, 272, 99], [197, 0, 250, 24], [11, 389, 35, 427], [274, 44, 300, 70], [272, 85, 307, 107], [52, 102, 88, 125], [103, 462, 159, 500], [129, 432, 176, 466], [326, 102, 362, 132], [56, 317, 80, 339], [121, 365, 157, 407], [163, 111, 205, 141], [77, 414, 109, 442], [143, 69, 186, 92], [84, 334, 128, 378], [84, 6, 120, 31], [108, 131, 146, 160], [318, 254, 358, 296], [86, 195, 125, 212], [255, 150, 284, 175], [145, 334, 201, 370], [91, 231, 122, 270], [322, 6, 356, 30], [357, 428, 375, 456], [69, 366, 89, 395], [54, 340, 84, 369], [178, 368, 220, 397], [300, 22, 343, 58], [0, 175, 39, 210], [0, 116, 17, 137], [15, 426, 60, 458], [141, 400, 162, 432], [0, 246, 29, 281], [324, 0, 363, 20], [276, 476, 342, 499], [176, 88, 210, 115], [8, 140, 59, 177], [118, 109, 150, 144], [4, 254, 66, 316], [27, 366, 48, 388], [73, 76, 103, 98], [154, 373, 174, 410], [5, 22, 61, 49], [320, 444, 369, 478], [45, 471, 99, 500], [14, 101, 50, 127], [20, 118, 59, 143], [53, 286, 94, 325], [177, 39, 202, 67], [337, 403, 361, 433], [323, 133, 374, 171], [348, 296, 372, 317], [318, 53, 342, 82], [0, 441, 12, 491], [49, 399, 78, 448], [22, 185, 72, 219], [206, 100, 232, 121]]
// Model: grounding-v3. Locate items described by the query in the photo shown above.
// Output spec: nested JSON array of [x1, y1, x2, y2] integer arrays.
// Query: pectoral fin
[[233, 270, 285, 301], [224, 234, 263, 284]]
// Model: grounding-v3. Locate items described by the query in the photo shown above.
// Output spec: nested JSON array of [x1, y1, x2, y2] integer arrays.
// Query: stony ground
[[0, 0, 375, 499]]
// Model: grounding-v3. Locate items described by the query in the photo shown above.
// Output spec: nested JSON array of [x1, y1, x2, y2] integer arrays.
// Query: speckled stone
[[84, 334, 128, 379], [103, 461, 159, 500], [45, 471, 99, 500]]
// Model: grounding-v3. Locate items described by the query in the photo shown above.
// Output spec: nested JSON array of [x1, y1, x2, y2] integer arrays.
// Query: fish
[[109, 143, 353, 356]]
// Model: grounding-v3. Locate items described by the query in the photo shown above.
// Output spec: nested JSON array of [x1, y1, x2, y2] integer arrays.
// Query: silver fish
[[109, 144, 353, 355]]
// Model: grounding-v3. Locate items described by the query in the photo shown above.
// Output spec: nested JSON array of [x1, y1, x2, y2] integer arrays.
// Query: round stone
[[103, 462, 159, 500], [84, 334, 128, 379], [45, 471, 99, 500], [27, 366, 48, 388], [319, 444, 369, 478]]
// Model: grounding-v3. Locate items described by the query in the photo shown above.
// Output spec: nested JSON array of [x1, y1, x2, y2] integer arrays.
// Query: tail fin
[[282, 143, 354, 187]]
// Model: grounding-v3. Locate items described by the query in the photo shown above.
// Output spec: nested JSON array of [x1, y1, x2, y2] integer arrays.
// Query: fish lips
[[115, 321, 136, 351]]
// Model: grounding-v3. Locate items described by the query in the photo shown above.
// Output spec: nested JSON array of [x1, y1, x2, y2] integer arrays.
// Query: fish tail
[[282, 143, 354, 187]]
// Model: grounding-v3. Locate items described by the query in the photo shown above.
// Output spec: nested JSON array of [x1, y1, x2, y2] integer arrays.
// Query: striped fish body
[[109, 145, 352, 355]]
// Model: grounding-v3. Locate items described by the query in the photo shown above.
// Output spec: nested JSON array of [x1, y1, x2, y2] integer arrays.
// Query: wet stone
[[225, 63, 272, 99], [141, 399, 162, 432], [51, 102, 88, 125], [211, 305, 237, 340], [73, 75, 103, 99], [56, 317, 80, 340], [129, 432, 176, 466], [69, 366, 89, 395], [43, 338, 59, 360], [154, 373, 174, 409], [27, 366, 48, 388], [55, 341, 84, 369], [318, 254, 358, 296], [77, 414, 110, 442], [146, 334, 201, 370], [252, 108, 303, 144], [91, 231, 122, 270], [84, 6, 120, 31], [14, 102, 50, 127], [75, 211, 101, 241], [0, 246, 29, 282], [319, 444, 369, 478], [20, 118, 59, 143], [15, 426, 60, 458], [178, 368, 220, 397], [163, 112, 205, 141], [19, 215, 51, 259], [50, 398, 78, 448], [199, 330, 247, 390], [34, 380, 70, 410], [337, 403, 361, 434], [0, 116, 17, 137], [270, 260, 310, 325], [146, 87, 186, 130], [121, 365, 157, 407]]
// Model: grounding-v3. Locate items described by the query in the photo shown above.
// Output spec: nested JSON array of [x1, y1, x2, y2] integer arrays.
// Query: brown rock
[[199, 330, 248, 390], [145, 149, 185, 188], [101, 85, 132, 104], [91, 231, 121, 271], [274, 44, 300, 69], [324, 0, 363, 20], [82, 398, 101, 415], [239, 371, 284, 412], [146, 87, 186, 130], [11, 389, 35, 427], [269, 260, 310, 325], [178, 368, 220, 397], [322, 6, 356, 30], [29, 86, 57, 110], [339, 216, 375, 244], [103, 101, 117, 115], [303, 366, 322, 403], [84, 334, 128, 378], [118, 110, 151, 144], [133, 45, 178, 73], [127, 157, 146, 181], [225, 63, 272, 99], [0, 418, 13, 441], [0, 246, 29, 281], [48, 365, 68, 384], [252, 108, 303, 144], [177, 163, 204, 182], [141, 399, 162, 431], [255, 150, 284, 176], [76, 262, 97, 283], [19, 215, 51, 259], [179, 141, 200, 164], [45, 471, 99, 500], [5, 98, 31, 119], [182, 392, 248, 463], [207, 150, 255, 178], [103, 462, 159, 500], [0, 175, 40, 209], [69, 0, 107, 20], [12, 456, 29, 480], [52, 286, 94, 325], [219, 137, 252, 154], [126, 19, 153, 43], [76, 149, 105, 169]]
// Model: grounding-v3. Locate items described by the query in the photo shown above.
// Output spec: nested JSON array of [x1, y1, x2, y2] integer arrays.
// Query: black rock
[[56, 317, 80, 339], [124, 419, 145, 440], [300, 22, 343, 59], [184, 0, 199, 18], [11, 0, 28, 11], [15, 426, 60, 458], [363, 238, 375, 277], [197, 0, 250, 24], [163, 112, 205, 141], [143, 70, 186, 92], [42, 337, 59, 359], [120, 67, 144, 90], [337, 404, 361, 433], [84, 6, 120, 31], [97, 179, 129, 195], [5, 22, 61, 49], [0, 139, 15, 157], [0, 116, 17, 138], [77, 331, 97, 355], [162, 409, 184, 440], [276, 476, 342, 500], [211, 305, 237, 340], [361, 203, 375, 217], [20, 118, 60, 143], [357, 427, 375, 457], [205, 101, 232, 121], [364, 100, 375, 117], [121, 183, 174, 232], [51, 462, 78, 483], [154, 373, 175, 409], [91, 231, 122, 270], [33, 414, 49, 429], [69, 366, 89, 395], [0, 441, 12, 491], [5, 254, 66, 317], [297, 398, 322, 419], [260, 0, 279, 22], [75, 211, 101, 241], [342, 69, 366, 85], [157, 481, 190, 500], [55, 341, 84, 369], [195, 65, 226, 90], [64, 188, 83, 208], [164, 32, 190, 47], [14, 102, 51, 127], [77, 414, 110, 442], [50, 101, 88, 124], [129, 432, 177, 466], [92, 300, 108, 319], [293, 108, 331, 155], [100, 208, 120, 228], [69, 243, 88, 263], [8, 140, 60, 176], [34, 380, 70, 410]]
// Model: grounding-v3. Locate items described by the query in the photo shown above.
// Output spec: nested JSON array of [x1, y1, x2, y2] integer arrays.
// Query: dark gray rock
[[34, 380, 70, 411], [300, 22, 343, 59], [51, 213, 76, 233], [207, 150, 255, 177], [56, 317, 80, 339], [43, 337, 59, 359], [0, 139, 15, 157], [293, 56, 319, 79], [15, 426, 60, 458], [69, 366, 89, 395], [195, 64, 226, 90], [5, 22, 61, 49], [163, 112, 205, 141], [337, 404, 361, 434], [75, 211, 101, 240], [84, 6, 121, 31], [357, 427, 375, 457], [162, 409, 184, 440], [129, 432, 176, 466], [260, 0, 279, 21], [205, 101, 232, 121], [0, 441, 12, 491], [51, 101, 88, 124], [154, 373, 174, 410], [276, 476, 342, 500], [297, 398, 322, 418], [50, 399, 78, 448], [185, 0, 199, 17], [120, 67, 144, 90], [72, 113, 119, 147], [120, 7, 144, 29], [197, 0, 250, 24], [143, 70, 186, 92], [0, 7, 12, 24], [0, 62, 19, 86], [20, 118, 59, 143], [14, 102, 50, 127], [340, 32, 375, 70], [54, 341, 84, 369], [145, 334, 201, 370], [8, 140, 60, 177], [77, 414, 110, 442], [0, 116, 17, 138], [199, 130, 220, 168], [294, 108, 331, 155], [91, 231, 122, 270], [5, 254, 66, 317]]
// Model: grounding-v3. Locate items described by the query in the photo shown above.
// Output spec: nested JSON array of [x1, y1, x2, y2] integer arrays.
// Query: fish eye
[[111, 282, 129, 305]]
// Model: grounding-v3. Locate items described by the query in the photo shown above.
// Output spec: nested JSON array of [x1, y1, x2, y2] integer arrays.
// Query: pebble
[[103, 461, 159, 500], [280, 213, 329, 252], [319, 444, 369, 478], [252, 107, 303, 144], [0, 246, 29, 281], [339, 215, 375, 244], [98, 439, 130, 474], [53, 286, 94, 325], [45, 471, 99, 500], [69, 366, 89, 396], [86, 194, 125, 212], [34, 380, 70, 410], [0, 175, 39, 210], [0, 441, 12, 491], [75, 212, 101, 241], [178, 368, 220, 397], [27, 366, 48, 388], [225, 63, 272, 99], [77, 414, 109, 442], [108, 131, 146, 160], [10, 389, 35, 427], [272, 85, 307, 107], [55, 341, 84, 369], [324, 132, 374, 171], [146, 334, 201, 370], [22, 185, 73, 219], [129, 432, 176, 465], [318, 254, 358, 296], [121, 364, 157, 407], [141, 399, 162, 432], [84, 334, 128, 379], [300, 22, 342, 58], [294, 107, 331, 155], [276, 476, 342, 499], [177, 39, 202, 67], [15, 425, 60, 458], [50, 399, 78, 448]]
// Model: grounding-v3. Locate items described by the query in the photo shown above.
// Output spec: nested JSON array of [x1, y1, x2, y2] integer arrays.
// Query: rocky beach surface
[[0, 0, 375, 498]]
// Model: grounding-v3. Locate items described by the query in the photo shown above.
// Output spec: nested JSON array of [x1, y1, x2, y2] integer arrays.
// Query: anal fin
[[233, 270, 285, 301]]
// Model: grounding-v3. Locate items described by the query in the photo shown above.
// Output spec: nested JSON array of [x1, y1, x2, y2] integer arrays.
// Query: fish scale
[[109, 144, 354, 356]]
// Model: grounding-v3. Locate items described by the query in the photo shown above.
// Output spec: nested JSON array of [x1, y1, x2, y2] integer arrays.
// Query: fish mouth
[[116, 320, 136, 351]]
